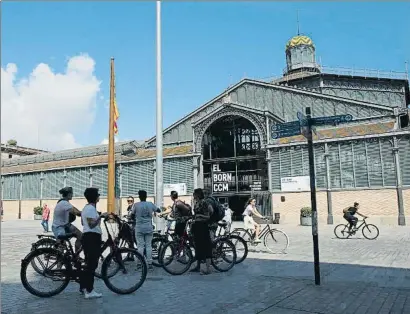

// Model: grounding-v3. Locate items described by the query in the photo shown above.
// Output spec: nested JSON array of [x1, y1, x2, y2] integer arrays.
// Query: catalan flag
[[113, 98, 119, 135]]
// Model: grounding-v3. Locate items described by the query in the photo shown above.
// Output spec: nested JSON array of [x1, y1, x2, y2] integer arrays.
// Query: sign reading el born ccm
[[212, 164, 233, 192]]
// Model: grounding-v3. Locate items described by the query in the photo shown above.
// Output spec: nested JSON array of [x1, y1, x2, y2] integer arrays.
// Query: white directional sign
[[312, 114, 353, 126]]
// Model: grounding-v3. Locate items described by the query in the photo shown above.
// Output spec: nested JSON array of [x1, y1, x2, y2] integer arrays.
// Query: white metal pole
[[155, 0, 164, 214]]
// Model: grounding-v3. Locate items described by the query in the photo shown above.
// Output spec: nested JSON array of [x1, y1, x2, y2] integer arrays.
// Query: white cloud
[[1, 54, 101, 151], [100, 137, 119, 145]]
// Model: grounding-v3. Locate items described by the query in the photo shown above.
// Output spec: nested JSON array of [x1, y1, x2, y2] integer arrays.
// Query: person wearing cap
[[80, 187, 108, 299], [51, 187, 82, 253]]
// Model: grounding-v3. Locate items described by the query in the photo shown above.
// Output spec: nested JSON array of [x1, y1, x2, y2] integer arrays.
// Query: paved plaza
[[2, 220, 410, 313]]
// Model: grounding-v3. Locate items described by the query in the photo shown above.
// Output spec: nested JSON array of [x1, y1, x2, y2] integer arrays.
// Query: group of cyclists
[[48, 183, 365, 299]]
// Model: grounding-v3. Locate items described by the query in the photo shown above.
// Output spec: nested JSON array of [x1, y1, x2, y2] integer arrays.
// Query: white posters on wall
[[163, 183, 187, 196], [280, 176, 311, 192]]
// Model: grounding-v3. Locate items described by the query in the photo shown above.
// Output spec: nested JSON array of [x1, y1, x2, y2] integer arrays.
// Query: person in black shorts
[[343, 202, 367, 231]]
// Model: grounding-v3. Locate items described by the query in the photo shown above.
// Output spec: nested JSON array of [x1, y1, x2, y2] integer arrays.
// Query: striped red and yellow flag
[[113, 98, 119, 135]]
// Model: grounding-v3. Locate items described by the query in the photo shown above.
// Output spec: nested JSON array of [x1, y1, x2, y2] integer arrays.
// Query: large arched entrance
[[201, 115, 268, 220]]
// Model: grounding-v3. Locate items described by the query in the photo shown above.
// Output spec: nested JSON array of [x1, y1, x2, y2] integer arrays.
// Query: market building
[[1, 34, 409, 225]]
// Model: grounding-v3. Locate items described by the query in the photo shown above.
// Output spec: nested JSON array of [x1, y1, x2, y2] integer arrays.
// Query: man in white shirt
[[51, 187, 82, 253]]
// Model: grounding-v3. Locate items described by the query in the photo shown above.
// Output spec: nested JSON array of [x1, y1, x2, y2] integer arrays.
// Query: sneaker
[[254, 238, 262, 243], [84, 290, 102, 299]]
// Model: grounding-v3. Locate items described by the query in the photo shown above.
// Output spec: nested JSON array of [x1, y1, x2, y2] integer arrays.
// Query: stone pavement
[[2, 220, 410, 313]]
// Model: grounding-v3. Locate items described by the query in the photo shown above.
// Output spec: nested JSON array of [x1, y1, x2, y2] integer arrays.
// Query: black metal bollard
[[273, 213, 280, 224]]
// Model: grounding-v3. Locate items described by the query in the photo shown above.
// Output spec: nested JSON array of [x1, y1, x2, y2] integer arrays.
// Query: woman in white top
[[80, 187, 108, 299], [243, 198, 264, 242]]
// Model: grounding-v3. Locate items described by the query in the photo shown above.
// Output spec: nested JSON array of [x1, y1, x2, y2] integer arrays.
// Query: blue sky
[[2, 1, 410, 148]]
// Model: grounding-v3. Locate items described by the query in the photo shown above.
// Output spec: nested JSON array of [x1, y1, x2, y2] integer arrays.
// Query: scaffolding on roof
[[0, 140, 145, 168]]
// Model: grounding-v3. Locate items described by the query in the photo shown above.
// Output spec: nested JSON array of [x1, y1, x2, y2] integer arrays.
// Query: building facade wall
[[272, 189, 409, 226], [1, 156, 195, 220], [269, 134, 410, 225]]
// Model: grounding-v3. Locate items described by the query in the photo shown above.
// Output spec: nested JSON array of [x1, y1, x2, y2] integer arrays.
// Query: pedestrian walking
[[41, 204, 51, 232]]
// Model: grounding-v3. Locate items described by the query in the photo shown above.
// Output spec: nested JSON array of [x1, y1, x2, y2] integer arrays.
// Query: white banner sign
[[164, 183, 187, 196], [281, 176, 311, 192]]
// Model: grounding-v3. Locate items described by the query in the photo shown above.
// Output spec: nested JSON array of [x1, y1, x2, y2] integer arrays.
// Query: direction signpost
[[273, 108, 355, 286], [271, 120, 303, 139]]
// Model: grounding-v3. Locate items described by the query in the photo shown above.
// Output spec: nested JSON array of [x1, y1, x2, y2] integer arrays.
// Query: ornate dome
[[286, 35, 314, 50]]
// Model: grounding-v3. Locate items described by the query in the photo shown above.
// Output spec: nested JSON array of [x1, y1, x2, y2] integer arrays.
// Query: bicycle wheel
[[151, 236, 168, 267], [159, 241, 194, 275], [334, 224, 350, 239], [362, 224, 379, 240], [21, 247, 70, 298], [263, 229, 289, 254], [101, 247, 147, 295], [211, 238, 236, 272], [231, 228, 252, 242], [228, 234, 248, 264], [94, 244, 119, 279], [30, 238, 58, 274]]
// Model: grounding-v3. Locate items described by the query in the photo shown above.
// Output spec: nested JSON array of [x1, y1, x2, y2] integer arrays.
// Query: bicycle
[[20, 213, 147, 297], [334, 218, 379, 240], [232, 217, 289, 254], [29, 216, 136, 278], [158, 219, 237, 275], [151, 216, 177, 267], [210, 221, 248, 264]]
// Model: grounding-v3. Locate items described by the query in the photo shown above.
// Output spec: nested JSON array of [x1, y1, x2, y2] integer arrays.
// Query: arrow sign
[[272, 128, 301, 139], [312, 114, 353, 126], [271, 121, 301, 132]]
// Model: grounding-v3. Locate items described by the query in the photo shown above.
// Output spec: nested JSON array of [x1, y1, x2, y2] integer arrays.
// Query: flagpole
[[107, 57, 116, 214], [155, 0, 164, 210]]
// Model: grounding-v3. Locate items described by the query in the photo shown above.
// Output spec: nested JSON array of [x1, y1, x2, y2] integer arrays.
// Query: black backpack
[[175, 200, 192, 217], [207, 197, 225, 223]]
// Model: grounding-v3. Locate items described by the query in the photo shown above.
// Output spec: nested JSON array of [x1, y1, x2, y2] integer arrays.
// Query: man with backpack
[[205, 195, 226, 240], [170, 191, 192, 237]]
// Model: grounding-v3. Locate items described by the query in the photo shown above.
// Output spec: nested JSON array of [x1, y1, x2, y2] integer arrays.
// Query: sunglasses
[[127, 200, 133, 203]]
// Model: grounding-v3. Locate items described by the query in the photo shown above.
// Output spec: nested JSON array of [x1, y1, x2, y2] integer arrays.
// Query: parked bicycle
[[29, 214, 136, 278], [210, 221, 248, 264], [232, 217, 289, 254], [21, 213, 147, 297], [151, 216, 177, 267], [158, 219, 237, 275], [334, 218, 379, 240]]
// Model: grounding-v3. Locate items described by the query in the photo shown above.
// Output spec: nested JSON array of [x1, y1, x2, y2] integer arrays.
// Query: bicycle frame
[[344, 219, 367, 231], [247, 221, 273, 240]]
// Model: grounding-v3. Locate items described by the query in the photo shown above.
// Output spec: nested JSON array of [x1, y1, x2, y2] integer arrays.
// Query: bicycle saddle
[[217, 221, 228, 227], [36, 234, 55, 239], [56, 233, 75, 241]]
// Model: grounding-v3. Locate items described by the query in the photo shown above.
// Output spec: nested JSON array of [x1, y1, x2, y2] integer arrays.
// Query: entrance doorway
[[201, 115, 268, 221], [228, 194, 249, 221]]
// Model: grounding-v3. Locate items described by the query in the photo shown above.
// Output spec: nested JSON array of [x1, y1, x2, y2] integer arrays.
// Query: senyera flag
[[114, 98, 119, 135]]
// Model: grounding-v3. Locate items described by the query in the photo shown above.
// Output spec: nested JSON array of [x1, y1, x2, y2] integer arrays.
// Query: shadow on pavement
[[2, 257, 410, 314]]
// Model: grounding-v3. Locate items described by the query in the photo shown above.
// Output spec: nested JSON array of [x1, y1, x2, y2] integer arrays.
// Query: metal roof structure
[[0, 140, 146, 168], [1, 143, 49, 156]]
